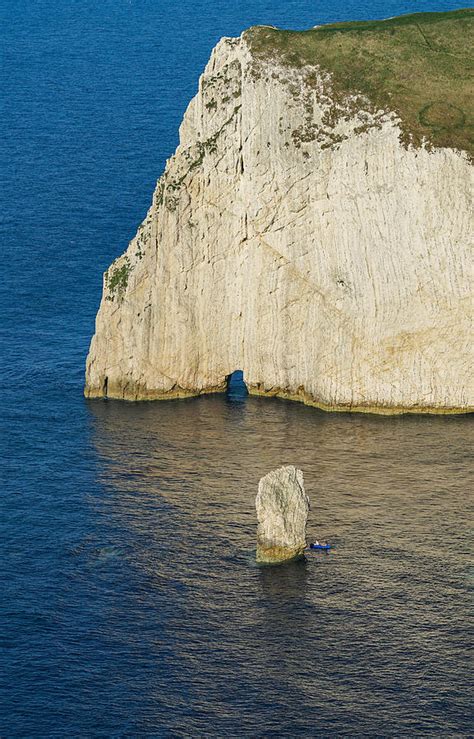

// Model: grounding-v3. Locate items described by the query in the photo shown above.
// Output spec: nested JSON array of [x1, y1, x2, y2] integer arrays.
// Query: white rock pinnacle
[[256, 466, 310, 564]]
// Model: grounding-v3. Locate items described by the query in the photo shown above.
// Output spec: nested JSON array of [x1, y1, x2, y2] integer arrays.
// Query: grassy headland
[[246, 9, 473, 157]]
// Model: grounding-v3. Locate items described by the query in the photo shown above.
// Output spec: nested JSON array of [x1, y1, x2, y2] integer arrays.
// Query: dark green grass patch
[[246, 9, 473, 157]]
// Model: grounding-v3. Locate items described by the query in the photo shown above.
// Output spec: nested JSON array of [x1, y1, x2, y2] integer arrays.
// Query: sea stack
[[85, 11, 473, 414], [256, 466, 310, 564]]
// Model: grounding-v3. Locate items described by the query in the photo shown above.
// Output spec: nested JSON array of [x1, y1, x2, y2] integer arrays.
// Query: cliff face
[[85, 11, 473, 413]]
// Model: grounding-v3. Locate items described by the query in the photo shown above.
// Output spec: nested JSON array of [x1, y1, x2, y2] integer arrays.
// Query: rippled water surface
[[1, 0, 472, 736]]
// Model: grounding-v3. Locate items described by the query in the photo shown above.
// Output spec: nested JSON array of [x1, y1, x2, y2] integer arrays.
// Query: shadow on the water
[[258, 557, 309, 602]]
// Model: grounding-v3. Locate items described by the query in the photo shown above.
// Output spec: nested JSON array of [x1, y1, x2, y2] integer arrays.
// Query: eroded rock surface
[[256, 466, 309, 564], [85, 16, 473, 414]]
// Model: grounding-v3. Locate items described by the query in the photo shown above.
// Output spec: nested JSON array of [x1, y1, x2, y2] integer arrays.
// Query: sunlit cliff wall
[[85, 13, 473, 413]]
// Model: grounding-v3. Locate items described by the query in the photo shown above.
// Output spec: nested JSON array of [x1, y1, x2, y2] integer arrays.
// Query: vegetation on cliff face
[[246, 9, 473, 158], [105, 257, 132, 301]]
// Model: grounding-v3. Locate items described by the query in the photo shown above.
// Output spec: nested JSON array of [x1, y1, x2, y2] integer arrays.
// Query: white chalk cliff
[[85, 18, 473, 414]]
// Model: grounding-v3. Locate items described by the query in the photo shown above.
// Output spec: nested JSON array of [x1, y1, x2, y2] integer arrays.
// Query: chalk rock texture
[[256, 466, 310, 564], [85, 21, 473, 413]]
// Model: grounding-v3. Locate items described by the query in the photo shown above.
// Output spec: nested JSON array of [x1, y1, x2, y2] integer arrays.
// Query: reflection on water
[[84, 394, 472, 735], [258, 557, 309, 602]]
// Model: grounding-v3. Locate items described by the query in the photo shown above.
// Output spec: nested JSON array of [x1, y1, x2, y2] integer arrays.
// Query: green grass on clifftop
[[246, 9, 473, 157]]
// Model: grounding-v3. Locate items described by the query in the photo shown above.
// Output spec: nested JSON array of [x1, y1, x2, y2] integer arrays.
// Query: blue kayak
[[309, 543, 331, 551]]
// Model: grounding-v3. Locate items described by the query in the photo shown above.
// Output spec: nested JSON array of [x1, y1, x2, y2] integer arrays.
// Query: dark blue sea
[[1, 1, 472, 736]]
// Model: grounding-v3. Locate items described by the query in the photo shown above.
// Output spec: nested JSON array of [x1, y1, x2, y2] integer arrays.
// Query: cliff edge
[[85, 10, 473, 414]]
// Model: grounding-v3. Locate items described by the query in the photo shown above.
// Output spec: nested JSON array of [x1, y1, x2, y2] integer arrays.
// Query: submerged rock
[[256, 466, 310, 564]]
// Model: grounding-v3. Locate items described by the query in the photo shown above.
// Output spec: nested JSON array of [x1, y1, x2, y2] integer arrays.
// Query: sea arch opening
[[226, 370, 248, 401]]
